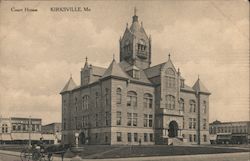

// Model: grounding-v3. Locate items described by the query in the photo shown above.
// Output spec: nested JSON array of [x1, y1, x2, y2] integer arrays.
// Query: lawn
[[0, 144, 249, 159]]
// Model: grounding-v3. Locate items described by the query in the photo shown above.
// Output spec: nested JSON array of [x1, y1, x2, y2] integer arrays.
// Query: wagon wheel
[[20, 149, 32, 161], [32, 150, 42, 161], [38, 153, 53, 161]]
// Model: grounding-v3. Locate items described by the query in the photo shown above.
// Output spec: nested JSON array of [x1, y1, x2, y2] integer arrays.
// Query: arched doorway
[[79, 132, 86, 145], [168, 121, 178, 137]]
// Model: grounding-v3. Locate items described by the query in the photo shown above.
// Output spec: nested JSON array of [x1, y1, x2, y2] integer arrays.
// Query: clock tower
[[119, 8, 152, 70]]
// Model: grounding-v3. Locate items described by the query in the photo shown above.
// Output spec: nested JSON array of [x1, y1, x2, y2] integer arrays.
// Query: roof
[[102, 59, 129, 79], [125, 64, 140, 71], [192, 78, 210, 94], [181, 84, 195, 92], [144, 63, 165, 78], [91, 65, 106, 76], [60, 77, 77, 93]]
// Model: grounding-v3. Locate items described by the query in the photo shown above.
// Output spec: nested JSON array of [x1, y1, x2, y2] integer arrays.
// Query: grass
[[0, 144, 249, 159]]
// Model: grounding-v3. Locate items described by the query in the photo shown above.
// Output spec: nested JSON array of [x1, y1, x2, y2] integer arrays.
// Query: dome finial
[[168, 53, 171, 59], [85, 56, 88, 63]]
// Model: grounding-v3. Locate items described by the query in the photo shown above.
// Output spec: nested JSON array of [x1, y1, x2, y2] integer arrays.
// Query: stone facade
[[60, 10, 211, 146]]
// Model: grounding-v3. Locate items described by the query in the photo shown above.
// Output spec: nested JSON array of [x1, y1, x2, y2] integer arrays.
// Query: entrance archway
[[79, 132, 86, 145], [168, 121, 178, 137]]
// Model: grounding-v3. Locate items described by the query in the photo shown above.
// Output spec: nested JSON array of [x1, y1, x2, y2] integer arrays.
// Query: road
[[0, 152, 249, 161]]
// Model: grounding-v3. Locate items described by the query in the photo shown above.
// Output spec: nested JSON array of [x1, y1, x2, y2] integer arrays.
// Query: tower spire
[[132, 7, 138, 22]]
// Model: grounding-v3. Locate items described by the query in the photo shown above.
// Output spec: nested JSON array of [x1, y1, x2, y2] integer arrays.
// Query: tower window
[[165, 95, 175, 110]]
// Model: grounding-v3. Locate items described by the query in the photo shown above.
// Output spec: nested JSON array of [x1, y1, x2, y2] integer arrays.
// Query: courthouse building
[[60, 10, 211, 145]]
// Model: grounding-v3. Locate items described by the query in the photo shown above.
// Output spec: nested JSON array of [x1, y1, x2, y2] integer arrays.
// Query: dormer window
[[133, 70, 140, 79]]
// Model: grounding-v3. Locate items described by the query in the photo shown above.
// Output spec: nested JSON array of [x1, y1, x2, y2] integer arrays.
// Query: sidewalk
[[0, 149, 249, 161]]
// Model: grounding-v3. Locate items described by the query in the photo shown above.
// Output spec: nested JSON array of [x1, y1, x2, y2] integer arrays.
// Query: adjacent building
[[60, 9, 211, 146], [0, 117, 42, 144], [0, 117, 59, 144], [42, 123, 62, 144], [209, 120, 250, 144]]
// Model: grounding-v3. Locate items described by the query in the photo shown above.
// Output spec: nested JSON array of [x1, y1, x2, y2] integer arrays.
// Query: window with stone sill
[[189, 100, 196, 113], [165, 95, 175, 110], [143, 93, 153, 108], [116, 88, 122, 104], [117, 132, 122, 142], [127, 91, 137, 108]]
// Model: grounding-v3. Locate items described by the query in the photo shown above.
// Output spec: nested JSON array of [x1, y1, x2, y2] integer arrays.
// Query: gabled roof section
[[192, 78, 210, 94], [102, 59, 129, 79], [90, 65, 106, 76], [181, 84, 195, 92], [60, 76, 77, 93], [144, 63, 165, 78]]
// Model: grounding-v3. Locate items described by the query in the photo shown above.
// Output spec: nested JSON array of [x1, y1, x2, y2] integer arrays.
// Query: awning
[[11, 133, 42, 140], [217, 135, 231, 140], [42, 134, 55, 140], [0, 134, 12, 141]]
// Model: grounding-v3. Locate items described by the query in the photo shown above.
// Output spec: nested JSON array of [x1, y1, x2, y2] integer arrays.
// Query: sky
[[0, 0, 249, 125]]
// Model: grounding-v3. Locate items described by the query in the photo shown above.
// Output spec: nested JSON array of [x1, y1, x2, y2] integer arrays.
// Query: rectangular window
[[193, 118, 196, 129], [128, 133, 131, 142], [194, 134, 197, 142], [127, 113, 132, 126], [117, 132, 122, 142], [12, 125, 16, 131], [149, 115, 153, 127], [203, 135, 207, 142], [143, 114, 148, 127], [189, 134, 192, 142], [203, 119, 206, 129], [149, 133, 154, 142], [95, 114, 98, 127], [189, 118, 192, 129], [127, 96, 131, 107], [116, 94, 121, 104], [116, 111, 122, 125], [149, 99, 153, 108], [144, 133, 148, 142], [134, 133, 138, 142], [133, 113, 138, 127], [105, 112, 109, 126]]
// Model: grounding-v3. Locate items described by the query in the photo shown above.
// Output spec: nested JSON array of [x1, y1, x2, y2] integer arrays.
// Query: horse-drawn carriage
[[20, 144, 71, 161]]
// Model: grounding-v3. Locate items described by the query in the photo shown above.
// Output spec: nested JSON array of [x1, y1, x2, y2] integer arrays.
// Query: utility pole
[[28, 116, 31, 147]]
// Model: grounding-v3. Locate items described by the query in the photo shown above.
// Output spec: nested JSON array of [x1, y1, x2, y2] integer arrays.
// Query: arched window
[[166, 95, 175, 110], [189, 100, 196, 112], [165, 68, 176, 88], [179, 98, 184, 111], [143, 93, 153, 108], [202, 101, 207, 113], [116, 88, 122, 104], [127, 91, 137, 108]]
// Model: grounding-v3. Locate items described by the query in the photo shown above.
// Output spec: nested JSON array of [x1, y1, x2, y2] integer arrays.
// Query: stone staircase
[[168, 137, 188, 145]]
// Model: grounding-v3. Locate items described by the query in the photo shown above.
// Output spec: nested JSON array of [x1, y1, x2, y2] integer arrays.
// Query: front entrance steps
[[167, 137, 190, 146]]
